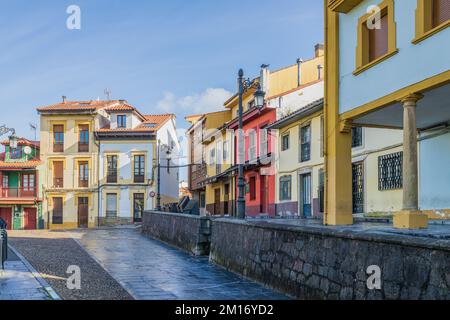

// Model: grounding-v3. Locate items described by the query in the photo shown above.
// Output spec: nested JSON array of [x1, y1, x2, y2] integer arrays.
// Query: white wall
[[419, 131, 450, 210], [339, 0, 450, 113]]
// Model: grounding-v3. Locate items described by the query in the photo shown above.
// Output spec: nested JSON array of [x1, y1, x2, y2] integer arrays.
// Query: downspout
[[92, 115, 101, 228]]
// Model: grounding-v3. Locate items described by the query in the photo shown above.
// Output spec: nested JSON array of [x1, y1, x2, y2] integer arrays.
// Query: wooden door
[[214, 188, 221, 215], [0, 207, 12, 230], [77, 197, 89, 228], [260, 175, 268, 213], [133, 193, 144, 222], [224, 184, 229, 215], [53, 161, 64, 188], [300, 173, 312, 217], [24, 207, 37, 230]]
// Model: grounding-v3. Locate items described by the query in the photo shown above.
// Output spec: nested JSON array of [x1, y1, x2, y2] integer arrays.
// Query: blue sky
[[0, 0, 323, 140]]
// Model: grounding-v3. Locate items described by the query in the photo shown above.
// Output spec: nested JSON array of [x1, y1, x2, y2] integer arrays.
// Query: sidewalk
[[0, 245, 58, 300]]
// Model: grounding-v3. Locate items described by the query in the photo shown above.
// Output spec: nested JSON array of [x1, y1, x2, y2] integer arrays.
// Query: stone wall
[[210, 218, 450, 299], [142, 211, 211, 256]]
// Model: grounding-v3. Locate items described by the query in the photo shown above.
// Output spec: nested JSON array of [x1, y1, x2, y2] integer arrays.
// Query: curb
[[8, 244, 62, 300]]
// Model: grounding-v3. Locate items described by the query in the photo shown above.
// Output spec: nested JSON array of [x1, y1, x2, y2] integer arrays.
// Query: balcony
[[0, 188, 37, 198], [78, 143, 89, 152], [134, 175, 145, 183], [107, 172, 118, 183], [53, 143, 64, 153], [53, 178, 64, 188]]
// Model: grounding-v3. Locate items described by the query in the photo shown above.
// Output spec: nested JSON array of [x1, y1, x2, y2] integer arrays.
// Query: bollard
[[0, 230, 7, 270]]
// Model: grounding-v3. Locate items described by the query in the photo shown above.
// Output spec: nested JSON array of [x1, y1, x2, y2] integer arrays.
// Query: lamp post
[[156, 141, 172, 211], [236, 70, 265, 219]]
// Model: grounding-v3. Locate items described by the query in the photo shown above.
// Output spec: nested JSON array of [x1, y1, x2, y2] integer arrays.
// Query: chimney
[[315, 43, 324, 58], [296, 58, 303, 87], [119, 99, 127, 104], [62, 96, 67, 103], [260, 64, 270, 94]]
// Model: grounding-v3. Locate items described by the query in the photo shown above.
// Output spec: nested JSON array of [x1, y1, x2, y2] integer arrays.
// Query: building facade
[[325, 0, 450, 228], [0, 138, 43, 230], [38, 98, 179, 229]]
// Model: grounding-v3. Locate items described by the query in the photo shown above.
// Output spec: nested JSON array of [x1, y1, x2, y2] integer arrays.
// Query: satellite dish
[[23, 146, 32, 155]]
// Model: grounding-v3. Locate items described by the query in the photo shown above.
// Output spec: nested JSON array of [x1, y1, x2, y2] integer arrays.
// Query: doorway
[[77, 197, 89, 228], [214, 188, 221, 215], [224, 184, 229, 215], [260, 175, 268, 213], [299, 173, 312, 218], [133, 193, 144, 222], [24, 207, 37, 230], [0, 207, 12, 230]]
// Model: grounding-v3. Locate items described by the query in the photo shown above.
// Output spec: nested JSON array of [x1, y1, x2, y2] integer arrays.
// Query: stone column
[[393, 93, 428, 229]]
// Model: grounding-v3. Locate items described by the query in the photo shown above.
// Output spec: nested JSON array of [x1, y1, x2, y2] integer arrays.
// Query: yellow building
[[37, 99, 111, 229], [324, 0, 450, 228]]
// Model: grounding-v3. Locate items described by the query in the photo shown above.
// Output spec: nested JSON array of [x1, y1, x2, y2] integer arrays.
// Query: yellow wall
[[40, 114, 100, 229]]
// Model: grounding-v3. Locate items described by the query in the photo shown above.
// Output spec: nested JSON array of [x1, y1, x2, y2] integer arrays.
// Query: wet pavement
[[72, 227, 289, 300], [0, 247, 51, 300]]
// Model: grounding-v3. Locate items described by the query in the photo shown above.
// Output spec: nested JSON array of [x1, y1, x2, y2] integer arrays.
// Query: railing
[[78, 143, 89, 152], [53, 178, 64, 188], [107, 173, 118, 183], [134, 175, 145, 183], [0, 188, 37, 198], [53, 143, 64, 153]]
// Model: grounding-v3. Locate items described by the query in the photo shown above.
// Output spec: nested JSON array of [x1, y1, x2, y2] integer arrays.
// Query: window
[[107, 155, 118, 183], [223, 140, 229, 162], [78, 125, 89, 152], [53, 125, 64, 152], [378, 151, 403, 190], [53, 161, 64, 188], [247, 99, 255, 110], [248, 130, 257, 161], [10, 147, 22, 159], [281, 133, 290, 151], [300, 124, 311, 162], [106, 193, 117, 217], [2, 175, 8, 188], [209, 148, 215, 166], [216, 141, 222, 174], [352, 127, 363, 148], [78, 161, 89, 187], [117, 115, 127, 128], [134, 155, 145, 183], [279, 176, 292, 201], [433, 0, 450, 27], [318, 169, 325, 213], [249, 176, 256, 200], [52, 197, 63, 224], [355, 0, 397, 74], [415, 0, 450, 43], [22, 174, 35, 195], [260, 128, 268, 157]]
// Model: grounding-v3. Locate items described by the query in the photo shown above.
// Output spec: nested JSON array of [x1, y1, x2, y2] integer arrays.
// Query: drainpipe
[[296, 58, 303, 87], [92, 115, 101, 228]]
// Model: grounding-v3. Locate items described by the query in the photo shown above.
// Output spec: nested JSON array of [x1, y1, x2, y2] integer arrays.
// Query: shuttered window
[[78, 124, 89, 152], [433, 0, 450, 27], [79, 161, 89, 187], [53, 125, 64, 152], [53, 161, 64, 188], [52, 197, 63, 224], [368, 13, 388, 62], [249, 176, 256, 201], [106, 194, 117, 217]]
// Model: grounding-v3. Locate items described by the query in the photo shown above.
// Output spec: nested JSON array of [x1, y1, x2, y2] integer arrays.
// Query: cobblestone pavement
[[72, 227, 289, 300], [8, 230, 133, 300], [0, 247, 50, 300]]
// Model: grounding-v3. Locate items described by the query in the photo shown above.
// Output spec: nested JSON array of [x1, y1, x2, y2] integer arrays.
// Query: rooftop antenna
[[104, 88, 111, 101]]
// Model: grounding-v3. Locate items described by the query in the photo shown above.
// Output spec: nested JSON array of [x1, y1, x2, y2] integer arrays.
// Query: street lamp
[[236, 69, 265, 219], [156, 142, 172, 211]]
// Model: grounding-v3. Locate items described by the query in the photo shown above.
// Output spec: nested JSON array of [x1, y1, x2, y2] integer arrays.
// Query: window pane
[[433, 0, 450, 27], [368, 13, 388, 62]]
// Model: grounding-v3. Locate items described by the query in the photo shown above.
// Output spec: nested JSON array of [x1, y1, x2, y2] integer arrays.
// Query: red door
[[260, 175, 268, 213], [0, 207, 12, 230], [24, 207, 37, 230]]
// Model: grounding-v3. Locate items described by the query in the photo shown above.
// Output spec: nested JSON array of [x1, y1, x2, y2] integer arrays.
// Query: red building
[[228, 106, 276, 217]]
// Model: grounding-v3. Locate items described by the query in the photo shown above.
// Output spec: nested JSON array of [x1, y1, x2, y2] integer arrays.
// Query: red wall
[[233, 108, 277, 217]]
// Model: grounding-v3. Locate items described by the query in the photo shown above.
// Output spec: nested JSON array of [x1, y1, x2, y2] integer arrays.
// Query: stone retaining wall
[[210, 218, 450, 299], [142, 211, 211, 256]]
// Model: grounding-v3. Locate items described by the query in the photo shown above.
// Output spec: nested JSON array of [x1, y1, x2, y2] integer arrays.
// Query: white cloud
[[157, 88, 232, 114]]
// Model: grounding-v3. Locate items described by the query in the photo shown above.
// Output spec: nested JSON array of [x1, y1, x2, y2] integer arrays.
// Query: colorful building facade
[[0, 138, 43, 230], [324, 0, 450, 228], [38, 98, 179, 229]]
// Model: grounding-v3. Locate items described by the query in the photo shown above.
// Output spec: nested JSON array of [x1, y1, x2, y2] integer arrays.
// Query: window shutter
[[54, 161, 63, 178], [369, 13, 388, 62], [434, 0, 450, 27]]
